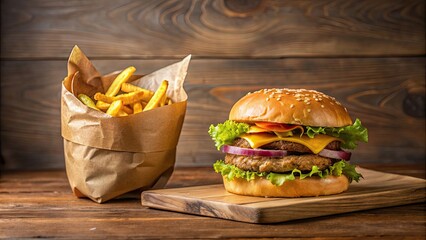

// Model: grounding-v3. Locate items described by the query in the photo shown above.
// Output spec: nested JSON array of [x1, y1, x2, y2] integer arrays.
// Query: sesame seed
[[307, 109, 311, 112], [321, 105, 325, 108], [290, 104, 295, 108]]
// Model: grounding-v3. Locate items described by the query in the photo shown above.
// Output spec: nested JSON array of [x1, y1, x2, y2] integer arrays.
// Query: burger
[[208, 88, 368, 197]]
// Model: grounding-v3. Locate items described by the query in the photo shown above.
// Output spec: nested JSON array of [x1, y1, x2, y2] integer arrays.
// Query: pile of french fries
[[77, 66, 172, 117]]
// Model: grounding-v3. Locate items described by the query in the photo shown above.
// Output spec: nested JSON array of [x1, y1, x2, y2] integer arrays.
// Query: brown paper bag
[[61, 46, 191, 203]]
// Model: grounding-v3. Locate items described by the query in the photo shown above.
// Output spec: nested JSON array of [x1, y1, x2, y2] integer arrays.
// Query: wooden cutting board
[[141, 168, 426, 223]]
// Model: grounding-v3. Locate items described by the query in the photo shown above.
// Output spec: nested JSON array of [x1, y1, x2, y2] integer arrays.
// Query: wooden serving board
[[141, 168, 426, 223]]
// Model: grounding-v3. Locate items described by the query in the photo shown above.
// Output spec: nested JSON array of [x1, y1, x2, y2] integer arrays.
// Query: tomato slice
[[255, 122, 303, 133], [247, 125, 270, 133]]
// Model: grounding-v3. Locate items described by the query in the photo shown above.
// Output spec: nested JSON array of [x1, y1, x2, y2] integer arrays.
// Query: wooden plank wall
[[1, 0, 425, 170]]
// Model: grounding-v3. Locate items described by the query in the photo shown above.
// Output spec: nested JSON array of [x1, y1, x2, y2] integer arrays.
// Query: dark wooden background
[[1, 0, 425, 170]]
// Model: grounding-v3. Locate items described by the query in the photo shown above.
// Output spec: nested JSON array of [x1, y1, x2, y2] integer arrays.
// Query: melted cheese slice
[[247, 125, 298, 137], [240, 133, 341, 154]]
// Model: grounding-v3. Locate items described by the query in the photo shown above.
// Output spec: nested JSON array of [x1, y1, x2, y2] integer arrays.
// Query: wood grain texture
[[1, 0, 424, 59], [1, 58, 424, 170], [0, 166, 425, 238], [1, 0, 425, 170], [142, 168, 426, 223]]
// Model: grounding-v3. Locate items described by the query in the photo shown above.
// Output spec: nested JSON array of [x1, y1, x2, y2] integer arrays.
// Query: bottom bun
[[222, 175, 349, 197]]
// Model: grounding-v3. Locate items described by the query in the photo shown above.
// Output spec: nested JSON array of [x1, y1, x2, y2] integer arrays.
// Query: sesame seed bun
[[229, 88, 352, 127]]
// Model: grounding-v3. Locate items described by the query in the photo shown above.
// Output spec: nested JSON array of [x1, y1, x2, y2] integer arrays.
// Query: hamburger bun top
[[229, 88, 352, 127]]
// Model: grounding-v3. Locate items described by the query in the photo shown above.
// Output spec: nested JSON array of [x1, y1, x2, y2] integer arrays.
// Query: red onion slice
[[222, 145, 288, 157], [318, 148, 351, 160], [222, 145, 351, 160]]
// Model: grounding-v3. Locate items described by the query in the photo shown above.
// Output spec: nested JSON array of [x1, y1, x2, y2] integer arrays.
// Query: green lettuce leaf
[[340, 160, 363, 182], [306, 118, 368, 149], [213, 160, 267, 181], [208, 120, 250, 150], [213, 160, 363, 186], [267, 166, 324, 186]]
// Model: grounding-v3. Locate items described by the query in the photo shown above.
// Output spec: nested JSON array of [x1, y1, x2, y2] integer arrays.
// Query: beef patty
[[225, 153, 332, 173], [225, 138, 341, 173]]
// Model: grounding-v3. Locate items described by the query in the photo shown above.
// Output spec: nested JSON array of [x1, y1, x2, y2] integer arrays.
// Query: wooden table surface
[[1, 164, 425, 239]]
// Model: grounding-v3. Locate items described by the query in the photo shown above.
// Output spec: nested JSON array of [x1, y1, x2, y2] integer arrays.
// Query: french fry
[[96, 66, 136, 109], [100, 102, 132, 114], [122, 82, 173, 106], [78, 94, 100, 111], [94, 91, 145, 105], [121, 82, 146, 93], [94, 92, 118, 103], [160, 91, 168, 107], [106, 100, 123, 117], [96, 101, 111, 111], [75, 64, 173, 116], [105, 66, 136, 96], [133, 102, 143, 114], [117, 110, 128, 117], [121, 83, 154, 102], [95, 98, 133, 115], [122, 105, 133, 115], [143, 80, 168, 112]]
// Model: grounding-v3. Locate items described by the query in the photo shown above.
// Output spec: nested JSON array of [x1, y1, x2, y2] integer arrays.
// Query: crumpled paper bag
[[61, 46, 190, 203]]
